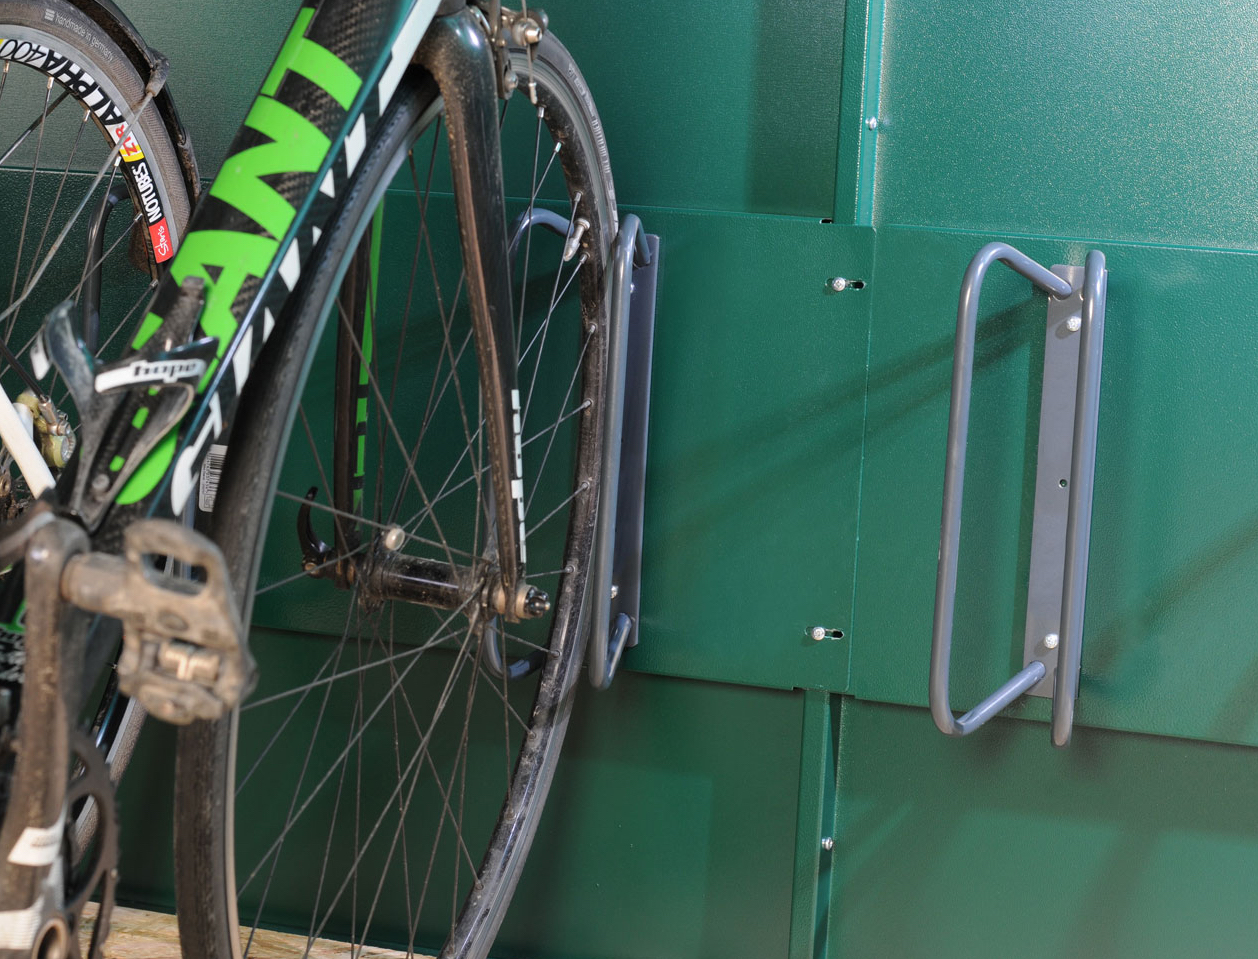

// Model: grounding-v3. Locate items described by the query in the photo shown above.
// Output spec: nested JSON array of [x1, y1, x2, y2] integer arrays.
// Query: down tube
[[94, 0, 441, 531]]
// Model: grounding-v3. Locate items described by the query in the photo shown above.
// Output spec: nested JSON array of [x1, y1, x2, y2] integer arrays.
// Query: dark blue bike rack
[[588, 216, 659, 689]]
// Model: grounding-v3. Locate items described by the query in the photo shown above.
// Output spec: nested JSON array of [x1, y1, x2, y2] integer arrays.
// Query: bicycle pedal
[[61, 519, 255, 724]]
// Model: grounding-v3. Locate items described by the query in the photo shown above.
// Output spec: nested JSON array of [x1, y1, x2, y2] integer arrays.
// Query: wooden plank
[[80, 904, 430, 958]]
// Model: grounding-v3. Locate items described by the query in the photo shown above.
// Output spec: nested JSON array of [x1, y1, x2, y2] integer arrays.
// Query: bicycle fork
[[300, 10, 552, 634]]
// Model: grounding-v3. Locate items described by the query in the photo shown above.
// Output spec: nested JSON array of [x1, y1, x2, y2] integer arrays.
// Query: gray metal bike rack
[[929, 242, 1107, 747], [589, 215, 659, 689]]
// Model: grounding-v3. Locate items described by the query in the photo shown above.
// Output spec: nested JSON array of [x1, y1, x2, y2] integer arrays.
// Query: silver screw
[[810, 626, 827, 642], [828, 276, 848, 293], [1044, 632, 1059, 650], [865, 116, 879, 130], [821, 836, 834, 851], [28, 545, 47, 564], [383, 525, 406, 551], [610, 584, 619, 599], [1066, 315, 1082, 333], [91, 474, 110, 494]]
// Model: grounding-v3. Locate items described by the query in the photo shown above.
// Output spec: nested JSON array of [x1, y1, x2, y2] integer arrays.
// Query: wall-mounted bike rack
[[930, 242, 1108, 747], [589, 215, 659, 689]]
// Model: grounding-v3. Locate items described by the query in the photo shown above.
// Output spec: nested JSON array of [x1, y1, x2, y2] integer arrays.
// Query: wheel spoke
[[526, 323, 593, 515], [239, 593, 482, 891], [24, 107, 90, 295], [335, 296, 461, 576], [8, 75, 56, 334], [275, 489, 478, 564], [0, 85, 68, 167], [301, 616, 484, 946]]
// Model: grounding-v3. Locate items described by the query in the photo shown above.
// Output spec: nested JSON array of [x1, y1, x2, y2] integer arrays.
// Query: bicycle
[[0, 1, 652, 958]]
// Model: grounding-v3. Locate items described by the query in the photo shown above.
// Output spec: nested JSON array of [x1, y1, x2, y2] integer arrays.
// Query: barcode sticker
[[198, 444, 228, 512]]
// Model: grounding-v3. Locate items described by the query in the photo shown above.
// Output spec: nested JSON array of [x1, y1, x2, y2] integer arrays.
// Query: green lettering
[[173, 230, 279, 370], [132, 311, 162, 349], [211, 97, 330, 240], [262, 7, 362, 110], [116, 430, 177, 504], [131, 230, 277, 361]]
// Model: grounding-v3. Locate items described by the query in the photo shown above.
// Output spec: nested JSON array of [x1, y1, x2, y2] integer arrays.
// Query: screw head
[[865, 116, 879, 130], [821, 836, 835, 851], [1066, 315, 1082, 333], [91, 474, 110, 494], [810, 626, 827, 642], [1044, 632, 1059, 650], [382, 525, 406, 551], [828, 276, 848, 293]]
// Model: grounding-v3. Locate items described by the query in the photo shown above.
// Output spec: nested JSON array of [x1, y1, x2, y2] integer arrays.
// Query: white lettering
[[95, 357, 207, 393]]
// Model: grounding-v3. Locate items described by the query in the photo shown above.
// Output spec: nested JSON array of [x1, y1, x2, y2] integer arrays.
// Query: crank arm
[[0, 518, 89, 959]]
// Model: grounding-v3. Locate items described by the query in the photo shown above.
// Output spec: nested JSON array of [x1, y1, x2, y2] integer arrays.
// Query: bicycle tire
[[175, 29, 615, 959], [0, 0, 192, 831]]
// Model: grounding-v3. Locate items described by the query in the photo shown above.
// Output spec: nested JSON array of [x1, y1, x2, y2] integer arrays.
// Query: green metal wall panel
[[853, 226, 1258, 747], [873, 0, 1258, 249], [832, 698, 1258, 959], [127, 0, 847, 218], [619, 213, 871, 692], [546, 0, 845, 218], [503, 673, 802, 959]]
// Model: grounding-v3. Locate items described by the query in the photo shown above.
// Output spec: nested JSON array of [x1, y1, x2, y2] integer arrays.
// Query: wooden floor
[[81, 904, 428, 958]]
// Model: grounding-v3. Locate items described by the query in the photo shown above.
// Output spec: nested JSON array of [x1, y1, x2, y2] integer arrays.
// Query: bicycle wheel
[[0, 0, 191, 823], [175, 29, 615, 959]]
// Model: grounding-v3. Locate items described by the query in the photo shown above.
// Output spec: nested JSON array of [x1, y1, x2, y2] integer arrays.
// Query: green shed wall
[[109, 1, 1258, 957]]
